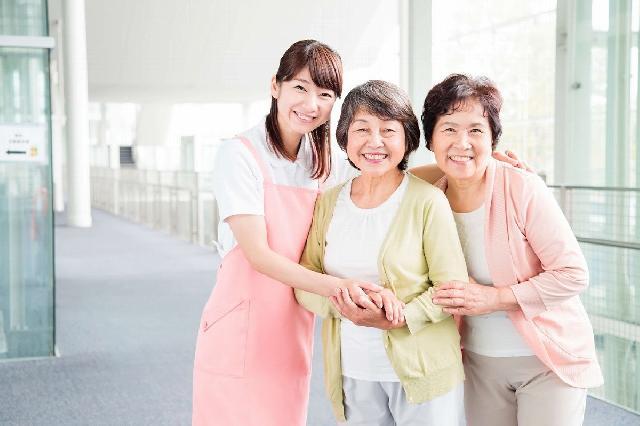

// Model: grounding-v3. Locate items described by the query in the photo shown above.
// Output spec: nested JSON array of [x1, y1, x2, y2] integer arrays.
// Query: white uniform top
[[453, 206, 534, 357], [213, 121, 356, 258], [325, 175, 409, 382]]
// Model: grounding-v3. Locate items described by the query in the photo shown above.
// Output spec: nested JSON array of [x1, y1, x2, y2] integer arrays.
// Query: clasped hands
[[331, 281, 405, 330]]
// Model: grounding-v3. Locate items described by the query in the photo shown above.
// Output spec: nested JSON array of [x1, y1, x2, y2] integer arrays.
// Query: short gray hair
[[336, 80, 420, 170]]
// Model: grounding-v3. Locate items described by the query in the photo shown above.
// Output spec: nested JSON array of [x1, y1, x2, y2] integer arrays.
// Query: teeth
[[449, 155, 473, 161], [363, 153, 387, 160], [295, 112, 315, 122]]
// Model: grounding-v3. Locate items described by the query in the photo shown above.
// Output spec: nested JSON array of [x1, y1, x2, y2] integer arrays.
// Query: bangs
[[307, 48, 343, 98]]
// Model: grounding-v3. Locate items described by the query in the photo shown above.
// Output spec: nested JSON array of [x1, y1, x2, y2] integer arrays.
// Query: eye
[[294, 85, 306, 92], [443, 127, 456, 133], [320, 91, 334, 99], [382, 128, 396, 134], [354, 128, 369, 133], [470, 128, 483, 133]]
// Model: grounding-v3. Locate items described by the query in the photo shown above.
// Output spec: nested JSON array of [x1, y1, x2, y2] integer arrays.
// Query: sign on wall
[[0, 124, 48, 164]]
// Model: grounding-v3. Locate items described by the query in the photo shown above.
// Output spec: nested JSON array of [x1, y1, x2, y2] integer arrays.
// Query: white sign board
[[0, 124, 48, 164]]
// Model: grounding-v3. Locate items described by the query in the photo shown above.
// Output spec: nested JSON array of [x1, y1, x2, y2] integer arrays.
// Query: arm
[[293, 198, 341, 318], [403, 193, 469, 334], [216, 141, 379, 299], [409, 164, 443, 185], [229, 215, 380, 298], [433, 176, 586, 319], [509, 175, 589, 320]]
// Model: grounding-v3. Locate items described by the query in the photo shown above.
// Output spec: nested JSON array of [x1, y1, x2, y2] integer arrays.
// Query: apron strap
[[237, 136, 273, 184]]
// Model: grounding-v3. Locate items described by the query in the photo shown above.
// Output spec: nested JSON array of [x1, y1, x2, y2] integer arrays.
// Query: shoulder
[[408, 163, 443, 185], [494, 160, 548, 201], [318, 182, 347, 207], [405, 173, 448, 205]]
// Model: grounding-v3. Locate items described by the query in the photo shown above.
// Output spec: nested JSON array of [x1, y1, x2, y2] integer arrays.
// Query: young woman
[[191, 40, 382, 426]]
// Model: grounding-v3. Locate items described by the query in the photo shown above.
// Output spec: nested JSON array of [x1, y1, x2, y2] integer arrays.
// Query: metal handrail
[[548, 184, 640, 192]]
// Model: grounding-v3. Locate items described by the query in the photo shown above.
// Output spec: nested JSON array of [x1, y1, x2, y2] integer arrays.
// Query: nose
[[452, 132, 471, 149], [303, 93, 318, 112], [368, 132, 384, 148]]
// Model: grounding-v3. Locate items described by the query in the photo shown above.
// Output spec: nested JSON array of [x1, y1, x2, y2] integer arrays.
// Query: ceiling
[[48, 0, 399, 104]]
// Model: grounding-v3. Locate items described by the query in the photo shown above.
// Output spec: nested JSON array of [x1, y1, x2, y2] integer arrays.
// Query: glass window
[[432, 0, 557, 181], [0, 0, 48, 37], [0, 43, 54, 358]]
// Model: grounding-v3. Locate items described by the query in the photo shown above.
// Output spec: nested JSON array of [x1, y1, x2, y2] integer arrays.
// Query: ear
[[270, 75, 280, 99]]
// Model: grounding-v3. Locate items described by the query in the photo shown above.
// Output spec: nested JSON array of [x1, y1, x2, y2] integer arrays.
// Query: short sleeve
[[213, 139, 264, 221]]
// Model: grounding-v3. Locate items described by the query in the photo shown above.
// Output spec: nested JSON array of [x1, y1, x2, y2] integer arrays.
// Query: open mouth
[[363, 153, 388, 161], [294, 111, 316, 123], [448, 154, 473, 162]]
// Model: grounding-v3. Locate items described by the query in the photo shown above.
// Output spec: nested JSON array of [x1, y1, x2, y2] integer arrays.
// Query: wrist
[[323, 276, 343, 297], [497, 287, 519, 311]]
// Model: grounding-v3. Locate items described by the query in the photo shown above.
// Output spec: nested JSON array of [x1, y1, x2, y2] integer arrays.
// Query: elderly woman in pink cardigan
[[411, 74, 603, 426]]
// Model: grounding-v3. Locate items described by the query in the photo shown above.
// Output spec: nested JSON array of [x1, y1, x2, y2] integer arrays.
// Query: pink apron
[[192, 137, 318, 425]]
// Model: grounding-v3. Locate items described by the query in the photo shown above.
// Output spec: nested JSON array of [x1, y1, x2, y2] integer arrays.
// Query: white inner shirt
[[324, 175, 409, 382], [453, 206, 534, 357], [212, 121, 355, 258]]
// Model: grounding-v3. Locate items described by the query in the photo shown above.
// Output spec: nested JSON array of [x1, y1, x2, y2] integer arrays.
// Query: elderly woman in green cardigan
[[295, 80, 469, 426]]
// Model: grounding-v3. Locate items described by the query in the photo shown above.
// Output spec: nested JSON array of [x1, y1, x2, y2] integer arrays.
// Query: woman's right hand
[[337, 279, 382, 311], [365, 289, 405, 324]]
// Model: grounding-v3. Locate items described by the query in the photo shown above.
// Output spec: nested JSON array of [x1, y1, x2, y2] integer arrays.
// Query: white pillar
[[62, 0, 92, 227], [555, 0, 593, 186], [400, 0, 435, 168]]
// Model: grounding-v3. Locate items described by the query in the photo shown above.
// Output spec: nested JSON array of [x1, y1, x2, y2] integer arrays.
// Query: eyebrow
[[292, 78, 311, 84], [439, 121, 488, 128]]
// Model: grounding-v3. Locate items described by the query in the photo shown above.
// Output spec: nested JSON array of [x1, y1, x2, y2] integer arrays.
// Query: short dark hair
[[421, 74, 503, 150], [336, 80, 420, 171]]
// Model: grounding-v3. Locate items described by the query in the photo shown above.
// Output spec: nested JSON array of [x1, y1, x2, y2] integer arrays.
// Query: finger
[[433, 297, 466, 307], [358, 282, 383, 292], [352, 288, 378, 311], [381, 294, 390, 320], [435, 288, 465, 299], [505, 150, 519, 160], [394, 302, 402, 325], [435, 281, 464, 291], [368, 292, 383, 309], [341, 288, 358, 308], [492, 150, 515, 163]]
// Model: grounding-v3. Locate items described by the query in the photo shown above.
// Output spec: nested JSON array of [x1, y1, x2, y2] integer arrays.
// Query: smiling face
[[345, 109, 406, 178], [431, 99, 493, 183], [271, 66, 336, 139]]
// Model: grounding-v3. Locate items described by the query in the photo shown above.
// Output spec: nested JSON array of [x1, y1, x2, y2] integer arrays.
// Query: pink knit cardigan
[[435, 159, 603, 388]]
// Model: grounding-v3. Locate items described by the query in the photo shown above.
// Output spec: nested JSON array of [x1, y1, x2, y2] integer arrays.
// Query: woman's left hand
[[330, 288, 405, 330], [432, 280, 519, 316]]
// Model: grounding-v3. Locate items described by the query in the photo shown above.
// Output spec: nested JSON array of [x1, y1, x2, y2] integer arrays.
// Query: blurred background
[[0, 0, 638, 424]]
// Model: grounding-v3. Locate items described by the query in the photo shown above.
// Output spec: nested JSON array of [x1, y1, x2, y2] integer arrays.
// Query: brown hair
[[265, 40, 343, 179], [421, 74, 503, 150], [336, 80, 420, 171]]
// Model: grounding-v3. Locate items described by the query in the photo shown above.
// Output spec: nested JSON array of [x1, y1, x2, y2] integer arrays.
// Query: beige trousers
[[464, 351, 587, 426]]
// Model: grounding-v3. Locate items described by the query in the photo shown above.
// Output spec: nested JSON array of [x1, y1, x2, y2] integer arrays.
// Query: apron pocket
[[194, 300, 250, 377]]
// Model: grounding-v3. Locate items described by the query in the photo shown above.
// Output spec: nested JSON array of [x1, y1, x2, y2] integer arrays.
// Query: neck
[[351, 169, 404, 209], [446, 173, 486, 213], [277, 116, 303, 160]]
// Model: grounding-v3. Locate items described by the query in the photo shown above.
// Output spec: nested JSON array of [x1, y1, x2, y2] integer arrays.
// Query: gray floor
[[0, 209, 637, 425]]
